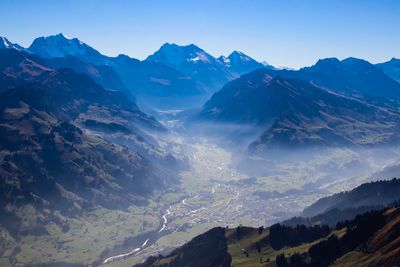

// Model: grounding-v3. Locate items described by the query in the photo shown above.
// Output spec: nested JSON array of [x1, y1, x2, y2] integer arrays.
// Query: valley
[[1, 26, 400, 267], [95, 117, 400, 267]]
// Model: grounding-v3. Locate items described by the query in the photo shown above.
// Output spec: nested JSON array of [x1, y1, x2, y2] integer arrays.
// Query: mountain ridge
[[1, 34, 272, 109], [0, 36, 24, 50], [376, 57, 400, 83], [196, 58, 400, 151], [0, 49, 178, 242]]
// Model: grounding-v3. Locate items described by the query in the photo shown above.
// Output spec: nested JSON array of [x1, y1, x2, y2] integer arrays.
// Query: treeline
[[269, 224, 330, 250], [283, 205, 383, 227], [303, 178, 400, 217], [136, 227, 231, 267], [276, 209, 387, 267]]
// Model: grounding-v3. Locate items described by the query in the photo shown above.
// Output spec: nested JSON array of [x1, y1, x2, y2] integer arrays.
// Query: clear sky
[[1, 0, 399, 69]]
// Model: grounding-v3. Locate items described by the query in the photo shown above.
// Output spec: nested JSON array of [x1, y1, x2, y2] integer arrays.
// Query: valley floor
[[96, 123, 400, 266]]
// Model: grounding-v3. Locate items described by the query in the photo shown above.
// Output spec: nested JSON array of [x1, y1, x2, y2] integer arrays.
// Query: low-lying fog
[[117, 110, 400, 265]]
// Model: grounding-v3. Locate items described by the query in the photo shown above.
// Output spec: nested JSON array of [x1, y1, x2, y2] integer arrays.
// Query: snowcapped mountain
[[146, 43, 234, 93], [0, 36, 24, 50], [22, 35, 274, 108], [28, 33, 105, 64], [217, 50, 264, 75], [146, 43, 217, 68], [146, 43, 268, 93], [25, 35, 204, 108]]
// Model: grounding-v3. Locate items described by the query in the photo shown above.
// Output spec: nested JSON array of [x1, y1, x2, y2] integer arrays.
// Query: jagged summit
[[0, 36, 24, 50]]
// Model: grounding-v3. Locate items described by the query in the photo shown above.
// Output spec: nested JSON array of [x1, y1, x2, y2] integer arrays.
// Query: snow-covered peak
[[0, 36, 12, 48], [27, 33, 103, 63], [217, 55, 231, 67], [187, 50, 212, 64], [0, 36, 24, 50], [146, 43, 215, 67], [228, 51, 255, 63], [217, 51, 266, 75]]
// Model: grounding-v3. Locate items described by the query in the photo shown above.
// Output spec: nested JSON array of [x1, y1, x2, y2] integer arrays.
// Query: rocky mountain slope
[[0, 49, 52, 93], [198, 69, 400, 150], [0, 49, 177, 240], [376, 57, 400, 83], [302, 178, 400, 217], [43, 55, 132, 97]]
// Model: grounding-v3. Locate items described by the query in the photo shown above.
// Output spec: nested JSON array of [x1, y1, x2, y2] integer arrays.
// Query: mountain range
[[0, 48, 179, 241], [146, 43, 264, 93], [197, 57, 400, 151], [2, 33, 400, 218], [0, 34, 269, 246], [1, 33, 400, 266], [2, 34, 266, 109]]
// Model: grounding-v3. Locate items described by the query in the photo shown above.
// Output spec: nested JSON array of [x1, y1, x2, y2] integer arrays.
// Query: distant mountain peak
[[217, 50, 264, 74], [28, 33, 104, 63], [389, 57, 400, 63], [45, 32, 66, 39], [160, 42, 178, 48], [310, 57, 379, 75], [0, 36, 12, 48], [146, 43, 267, 93], [48, 33, 85, 44], [159, 42, 203, 51], [55, 32, 67, 38], [228, 50, 251, 61], [229, 50, 244, 56], [228, 50, 255, 61], [314, 57, 340, 66], [217, 55, 231, 66], [0, 36, 24, 50], [376, 57, 400, 82], [38, 33, 71, 42], [313, 57, 372, 68], [146, 42, 212, 66], [341, 57, 369, 64], [115, 53, 132, 60]]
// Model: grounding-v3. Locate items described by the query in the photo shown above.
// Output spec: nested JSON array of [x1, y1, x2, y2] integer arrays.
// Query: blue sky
[[1, 0, 399, 68]]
